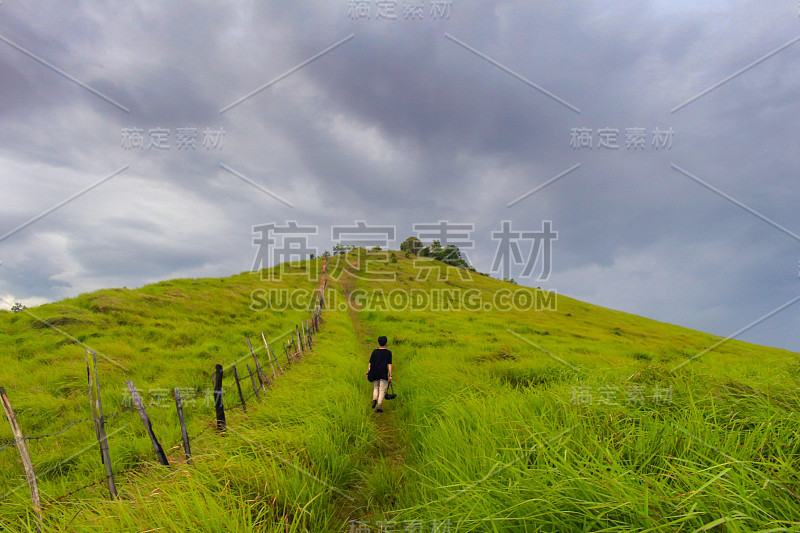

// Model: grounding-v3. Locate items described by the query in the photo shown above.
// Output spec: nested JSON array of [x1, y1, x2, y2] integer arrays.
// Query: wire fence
[[0, 259, 328, 526], [0, 407, 139, 453], [50, 425, 220, 504]]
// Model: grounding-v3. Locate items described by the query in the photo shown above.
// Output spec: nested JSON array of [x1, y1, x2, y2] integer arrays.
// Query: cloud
[[0, 0, 797, 350]]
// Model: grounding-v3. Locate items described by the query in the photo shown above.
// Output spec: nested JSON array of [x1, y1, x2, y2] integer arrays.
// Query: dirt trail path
[[333, 264, 409, 530]]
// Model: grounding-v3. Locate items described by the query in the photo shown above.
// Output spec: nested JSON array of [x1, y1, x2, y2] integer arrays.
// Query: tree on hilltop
[[416, 239, 474, 270], [400, 236, 424, 255]]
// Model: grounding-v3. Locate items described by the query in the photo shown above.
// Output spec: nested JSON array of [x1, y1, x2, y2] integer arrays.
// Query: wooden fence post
[[270, 345, 282, 373], [126, 381, 169, 466], [261, 332, 277, 379], [173, 388, 192, 463], [213, 364, 226, 431], [246, 337, 266, 389], [266, 344, 281, 374], [86, 350, 117, 500], [284, 341, 291, 366], [0, 387, 42, 529], [246, 364, 260, 400], [296, 325, 304, 353], [232, 365, 247, 413]]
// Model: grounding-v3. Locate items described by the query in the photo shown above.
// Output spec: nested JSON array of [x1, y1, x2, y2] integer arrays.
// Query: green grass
[[0, 251, 798, 532]]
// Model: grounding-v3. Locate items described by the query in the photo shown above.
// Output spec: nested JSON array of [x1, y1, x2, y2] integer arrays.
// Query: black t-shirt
[[369, 348, 392, 381]]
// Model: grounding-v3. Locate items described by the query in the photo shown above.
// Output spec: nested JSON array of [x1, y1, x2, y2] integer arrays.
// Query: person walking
[[366, 336, 392, 413]]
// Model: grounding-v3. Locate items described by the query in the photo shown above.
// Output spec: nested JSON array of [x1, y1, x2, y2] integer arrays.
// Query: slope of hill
[[0, 250, 798, 532]]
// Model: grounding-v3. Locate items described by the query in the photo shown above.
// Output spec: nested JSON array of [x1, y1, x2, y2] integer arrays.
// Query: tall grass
[[0, 252, 797, 531], [331, 251, 800, 532]]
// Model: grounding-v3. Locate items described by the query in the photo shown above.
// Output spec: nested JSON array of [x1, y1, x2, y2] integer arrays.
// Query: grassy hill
[[0, 250, 798, 532]]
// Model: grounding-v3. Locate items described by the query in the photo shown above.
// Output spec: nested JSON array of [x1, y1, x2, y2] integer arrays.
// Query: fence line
[[51, 466, 145, 503], [0, 405, 137, 454], [0, 257, 328, 526], [0, 313, 324, 450]]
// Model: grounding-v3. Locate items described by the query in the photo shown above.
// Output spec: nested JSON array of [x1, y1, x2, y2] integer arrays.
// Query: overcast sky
[[1, 1, 799, 352]]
